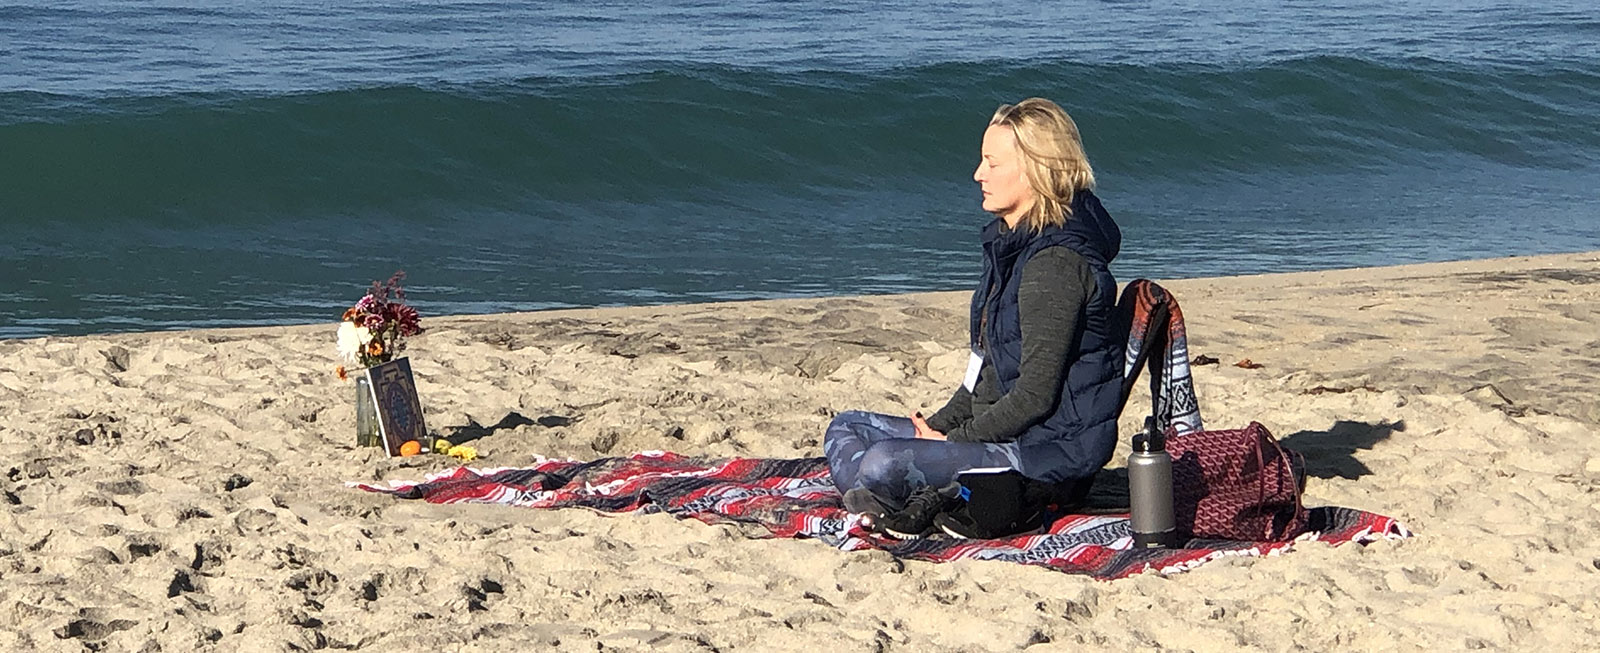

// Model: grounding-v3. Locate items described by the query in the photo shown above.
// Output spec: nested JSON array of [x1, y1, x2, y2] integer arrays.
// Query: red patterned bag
[[1167, 422, 1308, 542]]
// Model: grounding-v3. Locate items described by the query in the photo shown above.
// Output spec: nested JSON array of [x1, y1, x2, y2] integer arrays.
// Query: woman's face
[[973, 124, 1035, 226]]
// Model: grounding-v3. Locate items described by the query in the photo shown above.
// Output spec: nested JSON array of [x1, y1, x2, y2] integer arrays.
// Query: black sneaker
[[874, 482, 962, 539], [842, 487, 891, 531]]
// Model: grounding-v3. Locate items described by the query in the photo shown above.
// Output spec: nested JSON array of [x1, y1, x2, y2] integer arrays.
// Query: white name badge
[[962, 351, 984, 391]]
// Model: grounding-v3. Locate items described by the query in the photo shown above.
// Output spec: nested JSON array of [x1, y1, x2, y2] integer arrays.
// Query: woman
[[823, 98, 1124, 538]]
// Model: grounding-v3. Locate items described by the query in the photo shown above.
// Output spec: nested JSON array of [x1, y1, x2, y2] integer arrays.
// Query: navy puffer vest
[[968, 190, 1124, 483]]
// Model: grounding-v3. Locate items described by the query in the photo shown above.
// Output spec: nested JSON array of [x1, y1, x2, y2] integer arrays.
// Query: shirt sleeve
[[946, 247, 1093, 443]]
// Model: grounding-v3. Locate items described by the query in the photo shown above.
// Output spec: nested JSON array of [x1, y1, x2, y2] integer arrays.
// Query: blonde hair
[[989, 98, 1096, 231]]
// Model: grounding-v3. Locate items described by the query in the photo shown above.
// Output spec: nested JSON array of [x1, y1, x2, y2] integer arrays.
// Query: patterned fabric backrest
[[1114, 279, 1202, 434]]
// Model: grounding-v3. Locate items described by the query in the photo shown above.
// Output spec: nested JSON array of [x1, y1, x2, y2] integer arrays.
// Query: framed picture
[[362, 357, 429, 457]]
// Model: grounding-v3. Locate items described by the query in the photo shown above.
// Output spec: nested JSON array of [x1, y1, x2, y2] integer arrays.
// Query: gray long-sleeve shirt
[[926, 246, 1094, 443]]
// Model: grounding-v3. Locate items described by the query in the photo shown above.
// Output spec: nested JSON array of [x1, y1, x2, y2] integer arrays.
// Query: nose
[[973, 161, 984, 184]]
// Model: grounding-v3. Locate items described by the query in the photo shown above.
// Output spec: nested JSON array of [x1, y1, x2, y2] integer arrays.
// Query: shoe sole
[[934, 513, 1048, 540], [881, 527, 933, 540]]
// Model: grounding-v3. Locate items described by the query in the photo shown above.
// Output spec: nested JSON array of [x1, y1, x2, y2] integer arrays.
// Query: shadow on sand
[[1279, 419, 1401, 480], [439, 411, 576, 445]]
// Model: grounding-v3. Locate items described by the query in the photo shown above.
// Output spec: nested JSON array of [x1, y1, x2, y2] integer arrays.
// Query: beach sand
[[2, 251, 1598, 651]]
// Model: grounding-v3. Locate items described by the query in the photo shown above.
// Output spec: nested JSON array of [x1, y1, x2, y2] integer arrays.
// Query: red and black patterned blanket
[[354, 452, 1409, 580]]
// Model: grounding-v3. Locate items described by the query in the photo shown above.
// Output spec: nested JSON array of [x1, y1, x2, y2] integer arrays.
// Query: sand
[[1, 251, 1598, 651]]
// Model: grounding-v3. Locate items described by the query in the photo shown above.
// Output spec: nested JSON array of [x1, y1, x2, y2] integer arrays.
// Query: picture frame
[[361, 357, 429, 457]]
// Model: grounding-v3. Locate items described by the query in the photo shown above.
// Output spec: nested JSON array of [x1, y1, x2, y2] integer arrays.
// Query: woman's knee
[[854, 444, 908, 491], [823, 410, 873, 446]]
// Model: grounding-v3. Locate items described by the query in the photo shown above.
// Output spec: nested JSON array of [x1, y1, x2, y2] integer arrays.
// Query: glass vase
[[355, 373, 381, 447]]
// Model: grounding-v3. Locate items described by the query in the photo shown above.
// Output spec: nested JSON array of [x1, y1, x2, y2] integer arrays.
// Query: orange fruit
[[399, 440, 421, 457]]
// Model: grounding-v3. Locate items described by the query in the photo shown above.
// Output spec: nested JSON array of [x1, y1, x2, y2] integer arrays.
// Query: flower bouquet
[[336, 271, 423, 378], [336, 271, 423, 449]]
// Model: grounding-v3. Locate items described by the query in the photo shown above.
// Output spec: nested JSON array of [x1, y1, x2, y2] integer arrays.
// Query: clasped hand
[[911, 412, 946, 441]]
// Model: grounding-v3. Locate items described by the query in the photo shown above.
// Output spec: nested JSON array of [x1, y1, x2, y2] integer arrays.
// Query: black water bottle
[[1128, 417, 1178, 548]]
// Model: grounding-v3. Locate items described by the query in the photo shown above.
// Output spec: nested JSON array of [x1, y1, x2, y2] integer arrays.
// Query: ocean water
[[3, 1, 1599, 338]]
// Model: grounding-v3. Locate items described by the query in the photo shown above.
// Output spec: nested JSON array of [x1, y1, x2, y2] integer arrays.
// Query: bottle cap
[[1136, 416, 1165, 452]]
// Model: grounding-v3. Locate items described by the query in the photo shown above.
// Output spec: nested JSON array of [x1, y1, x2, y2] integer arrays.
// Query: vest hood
[[1062, 190, 1121, 264]]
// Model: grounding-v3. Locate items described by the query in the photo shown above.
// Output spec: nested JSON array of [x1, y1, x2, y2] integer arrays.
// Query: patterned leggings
[[822, 410, 1023, 510]]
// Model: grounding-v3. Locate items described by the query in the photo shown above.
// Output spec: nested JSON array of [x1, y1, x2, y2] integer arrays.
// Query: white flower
[[336, 321, 371, 364]]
